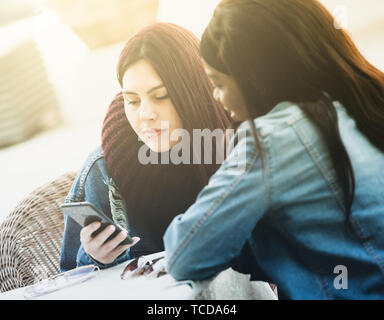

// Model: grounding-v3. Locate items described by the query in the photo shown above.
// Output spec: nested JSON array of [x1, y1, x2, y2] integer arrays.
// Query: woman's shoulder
[[65, 146, 110, 202], [248, 100, 348, 137], [232, 100, 334, 162], [233, 101, 305, 151], [82, 145, 106, 173], [251, 101, 306, 137]]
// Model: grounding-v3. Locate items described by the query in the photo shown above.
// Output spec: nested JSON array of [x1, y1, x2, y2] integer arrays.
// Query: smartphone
[[61, 202, 133, 245]]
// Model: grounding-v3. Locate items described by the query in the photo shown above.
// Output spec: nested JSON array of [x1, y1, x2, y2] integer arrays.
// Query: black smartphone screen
[[61, 202, 133, 245]]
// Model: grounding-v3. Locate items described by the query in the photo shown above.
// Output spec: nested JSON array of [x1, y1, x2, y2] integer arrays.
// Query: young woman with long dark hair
[[164, 0, 384, 299], [60, 22, 232, 271]]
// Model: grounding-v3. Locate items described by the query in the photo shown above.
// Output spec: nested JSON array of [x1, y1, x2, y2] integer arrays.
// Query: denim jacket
[[163, 100, 384, 299], [60, 146, 132, 272]]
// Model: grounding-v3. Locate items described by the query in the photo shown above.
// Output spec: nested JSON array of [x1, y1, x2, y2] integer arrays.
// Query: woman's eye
[[156, 94, 169, 99], [126, 100, 139, 106], [155, 94, 169, 100]]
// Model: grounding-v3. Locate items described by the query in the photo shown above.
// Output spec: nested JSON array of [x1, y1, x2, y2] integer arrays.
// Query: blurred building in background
[[0, 0, 383, 221], [0, 0, 159, 149], [0, 21, 60, 147], [38, 0, 159, 48]]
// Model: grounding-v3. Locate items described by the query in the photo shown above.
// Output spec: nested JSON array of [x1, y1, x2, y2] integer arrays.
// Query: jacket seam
[[65, 193, 80, 203], [263, 135, 272, 216], [257, 112, 306, 138], [350, 217, 384, 275], [316, 275, 333, 300], [167, 147, 260, 271], [292, 122, 345, 211], [66, 151, 105, 202]]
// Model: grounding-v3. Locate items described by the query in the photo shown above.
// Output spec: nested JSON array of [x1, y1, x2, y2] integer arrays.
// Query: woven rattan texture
[[0, 172, 76, 292]]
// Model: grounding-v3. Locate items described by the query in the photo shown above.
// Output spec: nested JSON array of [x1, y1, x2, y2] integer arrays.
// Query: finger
[[80, 221, 101, 242], [91, 224, 116, 247], [103, 236, 140, 262], [100, 241, 131, 262], [102, 230, 131, 252], [111, 243, 132, 257]]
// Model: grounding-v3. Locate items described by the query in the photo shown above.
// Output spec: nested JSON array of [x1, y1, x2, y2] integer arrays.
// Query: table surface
[[0, 251, 278, 300], [0, 252, 202, 300]]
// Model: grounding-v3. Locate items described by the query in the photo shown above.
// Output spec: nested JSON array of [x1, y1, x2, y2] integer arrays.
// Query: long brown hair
[[201, 0, 384, 221], [115, 22, 232, 187]]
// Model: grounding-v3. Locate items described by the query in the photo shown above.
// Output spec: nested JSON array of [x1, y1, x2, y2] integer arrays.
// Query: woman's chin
[[146, 141, 171, 153]]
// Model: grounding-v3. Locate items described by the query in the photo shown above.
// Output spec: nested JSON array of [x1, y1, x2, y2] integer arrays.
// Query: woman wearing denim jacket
[[60, 22, 232, 272], [163, 0, 384, 299]]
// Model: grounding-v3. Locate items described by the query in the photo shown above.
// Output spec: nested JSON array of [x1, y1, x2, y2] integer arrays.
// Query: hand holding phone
[[61, 202, 140, 265], [80, 221, 140, 265]]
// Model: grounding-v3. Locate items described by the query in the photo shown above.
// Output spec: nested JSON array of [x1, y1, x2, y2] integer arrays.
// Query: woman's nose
[[139, 102, 157, 121]]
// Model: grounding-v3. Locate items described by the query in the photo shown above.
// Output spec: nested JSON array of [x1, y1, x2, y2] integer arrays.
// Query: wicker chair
[[0, 172, 77, 293]]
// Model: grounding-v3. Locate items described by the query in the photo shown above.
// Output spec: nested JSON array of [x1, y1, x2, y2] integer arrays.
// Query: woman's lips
[[141, 128, 167, 139]]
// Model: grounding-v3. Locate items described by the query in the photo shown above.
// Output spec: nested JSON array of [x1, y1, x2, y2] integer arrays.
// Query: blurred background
[[0, 0, 383, 223]]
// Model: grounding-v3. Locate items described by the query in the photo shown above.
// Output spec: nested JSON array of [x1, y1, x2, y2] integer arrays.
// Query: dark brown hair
[[201, 0, 384, 221], [116, 22, 232, 187]]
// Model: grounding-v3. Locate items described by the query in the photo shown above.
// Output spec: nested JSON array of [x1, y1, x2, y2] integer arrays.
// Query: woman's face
[[203, 60, 248, 121], [122, 59, 183, 152]]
